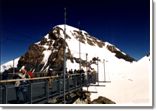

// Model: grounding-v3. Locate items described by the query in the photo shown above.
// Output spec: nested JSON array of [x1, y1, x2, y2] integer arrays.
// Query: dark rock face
[[17, 27, 73, 73], [91, 96, 116, 104], [107, 45, 136, 62], [39, 38, 48, 45], [52, 26, 71, 39], [73, 30, 86, 43], [74, 91, 116, 104], [87, 38, 95, 46], [43, 38, 73, 72], [18, 44, 45, 71], [49, 30, 58, 40], [91, 37, 105, 48], [73, 30, 105, 48], [75, 91, 91, 104]]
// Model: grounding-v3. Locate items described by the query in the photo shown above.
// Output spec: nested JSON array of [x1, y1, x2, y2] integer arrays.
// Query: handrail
[[0, 73, 82, 83], [0, 77, 50, 83], [0, 73, 96, 104]]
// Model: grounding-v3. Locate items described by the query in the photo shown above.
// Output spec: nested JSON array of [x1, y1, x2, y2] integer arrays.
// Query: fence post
[[80, 73, 82, 88], [0, 86, 1, 104], [72, 75, 75, 89], [0, 73, 2, 80], [82, 73, 85, 86], [45, 79, 49, 103], [58, 77, 61, 95], [75, 75, 79, 89], [2, 85, 7, 104], [96, 57, 99, 85], [79, 74, 82, 87], [29, 81, 32, 104], [67, 76, 69, 93]]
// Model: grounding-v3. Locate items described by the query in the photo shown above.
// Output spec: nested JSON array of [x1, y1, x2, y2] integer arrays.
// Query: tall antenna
[[63, 7, 67, 104], [78, 21, 81, 71]]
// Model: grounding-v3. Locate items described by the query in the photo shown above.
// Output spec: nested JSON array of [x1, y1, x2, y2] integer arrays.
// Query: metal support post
[[2, 85, 7, 104], [97, 57, 99, 85], [45, 79, 49, 103], [67, 77, 69, 93], [58, 77, 61, 95], [86, 53, 89, 91], [29, 82, 32, 104], [63, 7, 67, 104], [103, 59, 106, 82]]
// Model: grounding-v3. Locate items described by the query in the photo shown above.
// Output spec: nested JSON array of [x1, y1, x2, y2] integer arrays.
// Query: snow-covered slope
[[85, 56, 151, 105], [1, 57, 20, 72]]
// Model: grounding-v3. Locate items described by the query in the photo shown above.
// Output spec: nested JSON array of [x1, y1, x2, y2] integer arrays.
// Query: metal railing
[[0, 73, 96, 104]]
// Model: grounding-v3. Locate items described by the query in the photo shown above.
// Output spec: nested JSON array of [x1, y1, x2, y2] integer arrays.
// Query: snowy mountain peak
[[1, 24, 135, 73], [55, 24, 80, 32], [55, 24, 88, 35]]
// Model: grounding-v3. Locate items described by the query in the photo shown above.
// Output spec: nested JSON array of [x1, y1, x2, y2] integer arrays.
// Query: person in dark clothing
[[14, 69, 30, 103], [80, 69, 85, 74], [14, 73, 22, 103], [87, 70, 92, 84], [48, 68, 54, 89], [2, 70, 9, 80], [48, 68, 53, 76], [68, 69, 73, 74], [74, 69, 77, 74]]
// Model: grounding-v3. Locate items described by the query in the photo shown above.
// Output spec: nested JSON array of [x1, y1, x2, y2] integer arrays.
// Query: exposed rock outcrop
[[107, 45, 136, 62], [74, 91, 116, 104], [91, 96, 116, 104]]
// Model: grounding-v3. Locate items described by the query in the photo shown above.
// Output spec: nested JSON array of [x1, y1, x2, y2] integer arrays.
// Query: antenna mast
[[63, 7, 67, 104], [78, 21, 81, 71]]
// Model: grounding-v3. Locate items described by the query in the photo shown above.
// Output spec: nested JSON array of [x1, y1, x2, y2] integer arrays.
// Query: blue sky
[[0, 0, 150, 64]]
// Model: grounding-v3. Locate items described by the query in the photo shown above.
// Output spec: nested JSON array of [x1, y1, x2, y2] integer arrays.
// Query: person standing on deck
[[14, 69, 30, 103]]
